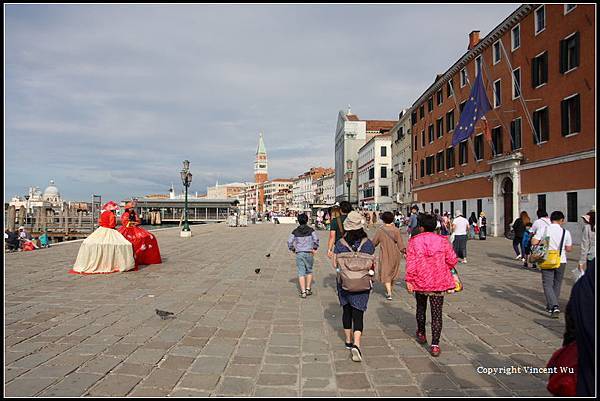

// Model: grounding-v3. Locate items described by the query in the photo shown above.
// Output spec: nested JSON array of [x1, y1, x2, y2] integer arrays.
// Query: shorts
[[296, 252, 314, 277]]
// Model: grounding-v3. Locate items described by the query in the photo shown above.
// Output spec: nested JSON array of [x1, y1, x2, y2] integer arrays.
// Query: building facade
[[391, 109, 414, 215], [334, 107, 397, 204], [358, 134, 394, 211], [315, 173, 336, 206], [264, 179, 293, 211], [410, 4, 595, 243], [293, 167, 335, 211], [206, 182, 247, 199]]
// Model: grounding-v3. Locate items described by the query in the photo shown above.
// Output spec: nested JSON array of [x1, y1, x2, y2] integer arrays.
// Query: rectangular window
[[532, 107, 549, 144], [368, 168, 375, 180], [419, 105, 425, 119], [511, 24, 520, 51], [436, 151, 444, 172], [459, 100, 466, 113], [421, 130, 425, 147], [426, 155, 434, 176], [411, 111, 417, 125], [459, 141, 468, 164], [436, 118, 444, 138], [450, 201, 455, 217], [535, 5, 545, 35], [447, 79, 454, 98], [414, 135, 417, 151], [512, 67, 521, 99], [474, 134, 484, 160], [560, 32, 580, 73], [493, 79, 502, 108], [446, 147, 455, 169], [567, 192, 578, 222], [475, 55, 482, 77], [436, 89, 443, 106], [561, 94, 581, 136], [428, 124, 434, 143], [380, 186, 389, 197], [493, 40, 501, 64], [492, 126, 503, 155], [446, 109, 455, 132], [564, 4, 576, 14], [440, 202, 444, 215], [510, 117, 522, 150], [381, 146, 387, 157], [420, 159, 425, 178], [460, 68, 467, 87], [477, 199, 482, 217], [380, 166, 387, 178], [532, 51, 548, 87], [538, 194, 547, 214], [462, 200, 467, 218], [428, 96, 434, 112]]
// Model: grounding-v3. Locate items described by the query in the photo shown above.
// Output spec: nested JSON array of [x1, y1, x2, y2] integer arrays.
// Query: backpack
[[336, 238, 376, 292]]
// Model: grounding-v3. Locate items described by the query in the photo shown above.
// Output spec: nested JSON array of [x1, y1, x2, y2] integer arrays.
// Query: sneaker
[[300, 291, 307, 299], [386, 294, 393, 301], [351, 345, 362, 362], [521, 257, 527, 262], [462, 259, 468, 264], [416, 331, 427, 344], [306, 288, 312, 296], [515, 254, 522, 259], [430, 345, 441, 357], [344, 342, 353, 350], [552, 306, 560, 314]]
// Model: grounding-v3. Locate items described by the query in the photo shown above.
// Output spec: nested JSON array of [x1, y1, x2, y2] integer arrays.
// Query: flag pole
[[462, 70, 486, 166], [498, 39, 542, 147]]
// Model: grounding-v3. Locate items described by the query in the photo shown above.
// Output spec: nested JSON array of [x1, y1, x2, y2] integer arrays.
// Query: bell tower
[[254, 133, 268, 211]]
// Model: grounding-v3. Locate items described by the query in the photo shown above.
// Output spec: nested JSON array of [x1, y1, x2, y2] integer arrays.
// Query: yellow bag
[[539, 250, 561, 269]]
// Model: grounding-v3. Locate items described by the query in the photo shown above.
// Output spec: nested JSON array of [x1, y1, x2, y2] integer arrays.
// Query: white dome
[[43, 180, 60, 197]]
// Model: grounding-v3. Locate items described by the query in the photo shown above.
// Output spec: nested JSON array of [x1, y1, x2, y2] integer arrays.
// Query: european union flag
[[451, 70, 491, 146]]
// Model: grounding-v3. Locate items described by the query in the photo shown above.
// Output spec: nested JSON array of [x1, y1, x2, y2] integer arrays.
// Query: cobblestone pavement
[[5, 223, 582, 397]]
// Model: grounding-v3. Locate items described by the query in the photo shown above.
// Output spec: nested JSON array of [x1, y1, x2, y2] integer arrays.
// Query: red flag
[[481, 116, 492, 144]]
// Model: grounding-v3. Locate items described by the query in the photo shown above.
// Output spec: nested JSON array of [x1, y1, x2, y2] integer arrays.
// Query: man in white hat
[[452, 211, 469, 263]]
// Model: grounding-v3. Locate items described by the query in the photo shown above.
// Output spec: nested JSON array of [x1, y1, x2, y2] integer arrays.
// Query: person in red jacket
[[405, 213, 458, 357], [118, 201, 162, 265]]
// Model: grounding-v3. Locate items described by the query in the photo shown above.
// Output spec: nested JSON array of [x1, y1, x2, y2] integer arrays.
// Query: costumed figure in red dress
[[70, 201, 136, 274], [118, 202, 162, 265]]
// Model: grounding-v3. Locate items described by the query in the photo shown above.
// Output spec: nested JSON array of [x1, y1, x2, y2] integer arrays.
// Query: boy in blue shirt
[[288, 213, 319, 298], [522, 222, 533, 268]]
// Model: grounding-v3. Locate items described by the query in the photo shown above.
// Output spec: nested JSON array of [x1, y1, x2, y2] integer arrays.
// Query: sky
[[4, 3, 518, 202]]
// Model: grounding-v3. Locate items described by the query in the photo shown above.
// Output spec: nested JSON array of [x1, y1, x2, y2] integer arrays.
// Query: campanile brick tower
[[254, 132, 268, 212]]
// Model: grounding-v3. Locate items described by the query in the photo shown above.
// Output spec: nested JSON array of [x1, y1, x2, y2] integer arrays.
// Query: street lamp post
[[344, 159, 354, 204], [180, 160, 193, 237]]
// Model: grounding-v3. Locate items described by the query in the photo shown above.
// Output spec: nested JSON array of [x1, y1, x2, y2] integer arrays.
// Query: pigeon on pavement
[[255, 268, 261, 274], [265, 254, 271, 258], [155, 309, 175, 319]]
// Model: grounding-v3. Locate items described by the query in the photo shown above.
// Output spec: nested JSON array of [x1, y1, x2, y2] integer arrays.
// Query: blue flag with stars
[[452, 69, 491, 146]]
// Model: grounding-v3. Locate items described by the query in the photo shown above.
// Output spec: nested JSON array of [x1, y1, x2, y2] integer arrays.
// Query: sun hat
[[102, 201, 120, 211], [455, 211, 463, 218], [480, 211, 486, 217], [18, 226, 25, 230], [343, 211, 365, 231]]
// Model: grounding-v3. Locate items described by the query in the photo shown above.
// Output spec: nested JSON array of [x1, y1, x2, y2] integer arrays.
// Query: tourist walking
[[468, 212, 478, 239], [511, 211, 530, 261], [71, 201, 136, 275], [578, 210, 595, 274], [372, 211, 406, 300], [288, 213, 319, 298], [327, 202, 352, 265], [531, 211, 572, 318], [561, 262, 595, 396], [452, 211, 469, 263], [530, 209, 552, 268], [478, 212, 487, 240], [440, 212, 451, 236], [364, 211, 371, 228], [405, 214, 458, 357], [394, 211, 402, 228], [408, 205, 420, 238], [332, 211, 376, 362], [521, 222, 534, 268], [372, 211, 378, 227]]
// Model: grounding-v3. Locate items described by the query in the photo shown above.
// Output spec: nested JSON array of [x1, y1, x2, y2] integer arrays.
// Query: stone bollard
[[7, 205, 16, 231]]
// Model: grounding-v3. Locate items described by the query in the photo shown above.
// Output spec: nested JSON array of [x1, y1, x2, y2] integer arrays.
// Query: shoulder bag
[[539, 228, 566, 270]]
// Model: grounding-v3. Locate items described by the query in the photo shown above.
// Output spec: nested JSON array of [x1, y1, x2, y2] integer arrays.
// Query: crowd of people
[[4, 226, 50, 252], [286, 201, 594, 396]]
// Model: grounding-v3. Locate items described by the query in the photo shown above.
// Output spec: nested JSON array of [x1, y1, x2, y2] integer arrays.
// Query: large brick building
[[410, 4, 595, 242]]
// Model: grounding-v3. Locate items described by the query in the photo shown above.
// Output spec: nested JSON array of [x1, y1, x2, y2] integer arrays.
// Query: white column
[[511, 167, 520, 223], [492, 175, 499, 237]]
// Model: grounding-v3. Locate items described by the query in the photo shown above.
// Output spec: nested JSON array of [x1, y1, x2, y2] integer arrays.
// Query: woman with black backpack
[[332, 211, 376, 363]]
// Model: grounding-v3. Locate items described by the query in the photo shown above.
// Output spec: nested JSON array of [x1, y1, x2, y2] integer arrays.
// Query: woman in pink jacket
[[405, 214, 458, 356]]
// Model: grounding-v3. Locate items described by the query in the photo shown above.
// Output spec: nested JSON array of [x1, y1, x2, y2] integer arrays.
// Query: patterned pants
[[416, 293, 444, 345]]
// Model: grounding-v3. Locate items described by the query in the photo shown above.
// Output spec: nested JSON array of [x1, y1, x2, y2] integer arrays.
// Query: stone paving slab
[[5, 223, 582, 396]]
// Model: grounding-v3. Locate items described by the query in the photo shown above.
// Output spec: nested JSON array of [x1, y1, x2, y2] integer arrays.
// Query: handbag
[[529, 221, 551, 263], [546, 341, 578, 396], [539, 228, 566, 270], [447, 267, 463, 293]]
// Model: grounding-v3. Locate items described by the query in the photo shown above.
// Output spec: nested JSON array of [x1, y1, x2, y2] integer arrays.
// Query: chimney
[[468, 30, 481, 50]]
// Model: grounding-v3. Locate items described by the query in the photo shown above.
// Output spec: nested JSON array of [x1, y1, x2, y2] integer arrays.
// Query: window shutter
[[574, 95, 581, 132], [532, 57, 538, 87], [542, 52, 548, 84], [561, 100, 568, 136], [559, 39, 567, 73], [532, 112, 539, 144], [574, 31, 580, 68]]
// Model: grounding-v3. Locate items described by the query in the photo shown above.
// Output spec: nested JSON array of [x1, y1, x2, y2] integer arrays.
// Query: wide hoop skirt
[[70, 227, 136, 274]]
